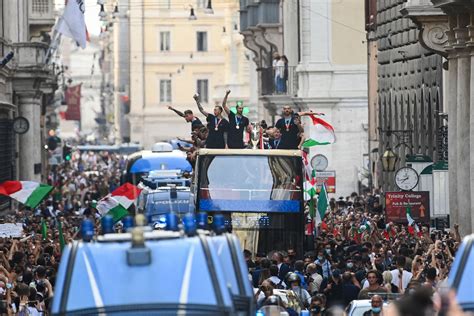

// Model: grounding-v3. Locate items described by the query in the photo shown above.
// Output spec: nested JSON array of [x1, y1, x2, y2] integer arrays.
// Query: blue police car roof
[[129, 151, 192, 173], [52, 231, 252, 315], [449, 234, 474, 311]]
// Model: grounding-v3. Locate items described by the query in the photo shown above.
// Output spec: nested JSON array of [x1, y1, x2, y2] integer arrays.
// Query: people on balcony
[[274, 54, 289, 94]]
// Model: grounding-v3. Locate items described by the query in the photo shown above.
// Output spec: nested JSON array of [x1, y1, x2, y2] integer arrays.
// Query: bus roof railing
[[198, 148, 302, 157]]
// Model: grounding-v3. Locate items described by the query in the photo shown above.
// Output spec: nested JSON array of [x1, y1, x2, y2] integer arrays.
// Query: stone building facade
[[402, 0, 474, 235], [367, 0, 444, 191], [0, 0, 57, 210], [240, 0, 368, 196]]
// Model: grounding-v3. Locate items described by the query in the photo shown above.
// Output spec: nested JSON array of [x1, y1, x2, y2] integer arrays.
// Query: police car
[[449, 234, 474, 311], [51, 214, 254, 315]]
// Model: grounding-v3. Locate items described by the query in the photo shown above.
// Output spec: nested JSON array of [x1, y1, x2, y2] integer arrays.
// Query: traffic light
[[63, 144, 72, 161]]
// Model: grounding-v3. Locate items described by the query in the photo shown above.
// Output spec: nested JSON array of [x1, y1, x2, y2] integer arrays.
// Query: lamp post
[[381, 147, 398, 172], [204, 0, 214, 14], [189, 6, 197, 20]]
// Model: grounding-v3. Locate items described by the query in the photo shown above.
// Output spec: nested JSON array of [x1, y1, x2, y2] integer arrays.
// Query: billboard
[[385, 191, 430, 223], [315, 171, 336, 193]]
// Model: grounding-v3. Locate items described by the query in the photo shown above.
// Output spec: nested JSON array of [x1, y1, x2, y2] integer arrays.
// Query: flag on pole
[[57, 220, 66, 251], [406, 206, 415, 225], [41, 218, 48, 241], [0, 181, 53, 209], [302, 115, 336, 147], [96, 183, 142, 222], [302, 151, 313, 181], [316, 183, 329, 224], [57, 0, 87, 48]]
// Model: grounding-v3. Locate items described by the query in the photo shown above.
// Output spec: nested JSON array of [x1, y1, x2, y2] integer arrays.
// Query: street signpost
[[314, 171, 336, 193], [385, 191, 430, 223]]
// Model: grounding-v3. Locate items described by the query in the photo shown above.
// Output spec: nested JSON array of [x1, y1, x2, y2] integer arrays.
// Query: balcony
[[29, 0, 56, 28], [260, 66, 298, 97]]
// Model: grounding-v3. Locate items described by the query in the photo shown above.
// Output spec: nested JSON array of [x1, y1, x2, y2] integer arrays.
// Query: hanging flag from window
[[64, 84, 82, 121], [57, 0, 87, 48]]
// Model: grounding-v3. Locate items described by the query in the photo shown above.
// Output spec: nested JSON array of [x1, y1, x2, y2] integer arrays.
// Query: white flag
[[57, 0, 87, 48]]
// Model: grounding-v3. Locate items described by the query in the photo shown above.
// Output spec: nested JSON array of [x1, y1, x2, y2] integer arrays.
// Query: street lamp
[[99, 4, 107, 21], [189, 7, 197, 20], [381, 147, 398, 172], [204, 0, 214, 14]]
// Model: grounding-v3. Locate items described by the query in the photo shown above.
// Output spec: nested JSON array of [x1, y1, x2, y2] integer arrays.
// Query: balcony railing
[[260, 66, 298, 97], [29, 0, 55, 26]]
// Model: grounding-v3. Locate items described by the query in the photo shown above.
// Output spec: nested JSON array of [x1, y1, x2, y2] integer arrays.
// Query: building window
[[197, 79, 209, 103], [197, 31, 208, 52], [196, 0, 206, 8], [160, 31, 170, 52], [160, 79, 172, 103]]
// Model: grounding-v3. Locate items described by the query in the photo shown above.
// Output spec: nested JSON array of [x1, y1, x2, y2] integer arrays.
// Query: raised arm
[[222, 90, 231, 116], [298, 111, 325, 117], [193, 94, 209, 117], [167, 106, 185, 118]]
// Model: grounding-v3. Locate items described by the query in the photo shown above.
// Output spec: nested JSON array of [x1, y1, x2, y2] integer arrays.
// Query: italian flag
[[96, 183, 141, 222], [302, 115, 336, 147], [406, 206, 421, 236], [316, 183, 329, 225], [0, 181, 53, 208], [302, 151, 313, 181]]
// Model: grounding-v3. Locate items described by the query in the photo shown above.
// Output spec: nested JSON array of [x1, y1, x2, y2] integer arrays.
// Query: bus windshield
[[198, 155, 303, 213]]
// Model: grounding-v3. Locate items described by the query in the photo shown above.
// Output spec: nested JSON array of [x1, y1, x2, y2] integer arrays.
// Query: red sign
[[385, 191, 430, 223], [64, 84, 82, 121], [315, 171, 336, 193]]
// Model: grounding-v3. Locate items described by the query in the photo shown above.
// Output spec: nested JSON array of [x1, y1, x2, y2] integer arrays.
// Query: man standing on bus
[[194, 93, 229, 149], [222, 90, 250, 148], [275, 105, 304, 149], [167, 106, 202, 132]]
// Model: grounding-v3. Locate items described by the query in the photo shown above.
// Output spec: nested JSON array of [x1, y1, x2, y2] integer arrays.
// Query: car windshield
[[197, 155, 303, 212]]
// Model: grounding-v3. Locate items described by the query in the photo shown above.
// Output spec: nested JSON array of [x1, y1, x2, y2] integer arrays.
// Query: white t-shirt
[[390, 269, 413, 290]]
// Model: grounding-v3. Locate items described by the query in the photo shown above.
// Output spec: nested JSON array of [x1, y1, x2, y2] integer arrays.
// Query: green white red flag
[[316, 183, 329, 225], [0, 181, 53, 208], [96, 183, 141, 222], [406, 206, 421, 236], [302, 115, 336, 147]]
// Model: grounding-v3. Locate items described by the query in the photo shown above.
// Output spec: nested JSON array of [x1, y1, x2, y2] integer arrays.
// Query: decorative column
[[469, 13, 474, 233], [17, 92, 42, 182], [454, 14, 472, 236], [445, 17, 459, 228]]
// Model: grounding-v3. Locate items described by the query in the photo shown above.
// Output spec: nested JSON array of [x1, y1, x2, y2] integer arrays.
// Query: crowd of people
[[0, 151, 469, 315], [0, 97, 469, 315], [0, 151, 125, 315], [244, 191, 469, 315]]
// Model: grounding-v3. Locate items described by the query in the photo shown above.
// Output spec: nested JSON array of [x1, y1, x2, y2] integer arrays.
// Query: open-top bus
[[193, 149, 305, 255]]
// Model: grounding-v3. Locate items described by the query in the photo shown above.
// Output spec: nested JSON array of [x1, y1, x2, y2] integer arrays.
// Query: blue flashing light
[[197, 212, 208, 229], [81, 218, 94, 242], [182, 213, 196, 236], [165, 213, 179, 231], [256, 311, 264, 316], [101, 215, 114, 234], [122, 216, 134, 232], [213, 214, 225, 235]]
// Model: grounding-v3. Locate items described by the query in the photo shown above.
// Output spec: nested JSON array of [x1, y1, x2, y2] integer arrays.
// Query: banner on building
[[63, 84, 81, 121], [314, 171, 336, 193], [385, 191, 430, 223]]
